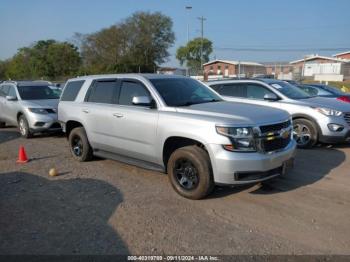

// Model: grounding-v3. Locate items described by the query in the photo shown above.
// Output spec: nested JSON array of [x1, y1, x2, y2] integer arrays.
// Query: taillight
[[337, 96, 350, 103]]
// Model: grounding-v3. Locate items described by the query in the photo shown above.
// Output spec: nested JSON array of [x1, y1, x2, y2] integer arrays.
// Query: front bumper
[[317, 115, 350, 143], [26, 112, 61, 133], [207, 140, 297, 185]]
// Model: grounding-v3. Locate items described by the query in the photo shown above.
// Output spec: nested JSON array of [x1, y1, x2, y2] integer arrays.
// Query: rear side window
[[119, 81, 149, 106], [220, 84, 247, 97], [61, 80, 85, 101], [86, 80, 118, 104]]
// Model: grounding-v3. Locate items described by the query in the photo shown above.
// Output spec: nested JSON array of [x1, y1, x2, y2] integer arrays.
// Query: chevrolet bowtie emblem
[[280, 129, 290, 139]]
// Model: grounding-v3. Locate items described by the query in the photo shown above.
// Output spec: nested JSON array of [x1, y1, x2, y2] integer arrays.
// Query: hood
[[175, 101, 290, 126], [285, 97, 350, 112], [20, 99, 59, 109]]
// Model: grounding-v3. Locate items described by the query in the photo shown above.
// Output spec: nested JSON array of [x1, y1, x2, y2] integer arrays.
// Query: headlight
[[216, 126, 256, 152], [314, 107, 342, 116], [28, 108, 48, 114]]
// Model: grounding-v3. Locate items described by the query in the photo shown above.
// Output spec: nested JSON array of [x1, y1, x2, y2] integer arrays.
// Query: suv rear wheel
[[293, 118, 318, 149], [68, 127, 93, 162], [18, 115, 33, 138], [167, 145, 214, 200]]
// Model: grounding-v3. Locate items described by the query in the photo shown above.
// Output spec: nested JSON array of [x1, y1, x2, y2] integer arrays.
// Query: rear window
[[61, 80, 85, 101]]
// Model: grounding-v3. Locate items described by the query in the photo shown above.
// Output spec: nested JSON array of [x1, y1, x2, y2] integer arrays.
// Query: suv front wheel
[[167, 145, 214, 200], [18, 115, 33, 138], [68, 127, 93, 162], [293, 118, 318, 149]]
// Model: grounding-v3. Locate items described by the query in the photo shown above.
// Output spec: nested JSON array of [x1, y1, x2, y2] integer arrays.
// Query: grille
[[50, 123, 61, 129], [344, 113, 350, 125], [46, 109, 56, 114], [260, 120, 291, 133], [234, 166, 283, 181], [262, 137, 290, 153], [258, 120, 291, 153]]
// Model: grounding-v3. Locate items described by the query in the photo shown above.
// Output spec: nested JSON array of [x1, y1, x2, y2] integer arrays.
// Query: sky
[[0, 0, 350, 66]]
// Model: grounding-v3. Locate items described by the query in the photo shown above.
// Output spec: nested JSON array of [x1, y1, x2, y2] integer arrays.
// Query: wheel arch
[[65, 120, 84, 138], [162, 136, 209, 172]]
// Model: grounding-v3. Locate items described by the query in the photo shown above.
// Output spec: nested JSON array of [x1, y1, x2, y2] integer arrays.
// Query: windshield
[[312, 84, 345, 96], [150, 78, 222, 107], [269, 81, 311, 99], [17, 85, 60, 100]]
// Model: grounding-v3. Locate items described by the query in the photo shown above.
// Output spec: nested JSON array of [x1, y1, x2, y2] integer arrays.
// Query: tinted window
[[86, 80, 117, 104], [119, 81, 149, 106], [220, 84, 247, 97], [150, 78, 222, 107], [61, 80, 85, 101], [246, 84, 275, 99], [0, 86, 10, 97], [8, 86, 17, 97], [17, 86, 60, 100]]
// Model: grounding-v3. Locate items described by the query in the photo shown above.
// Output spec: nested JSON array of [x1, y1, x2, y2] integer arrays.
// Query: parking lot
[[0, 127, 350, 255]]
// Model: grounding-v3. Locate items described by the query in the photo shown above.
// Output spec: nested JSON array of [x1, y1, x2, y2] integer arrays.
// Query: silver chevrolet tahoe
[[58, 74, 296, 199]]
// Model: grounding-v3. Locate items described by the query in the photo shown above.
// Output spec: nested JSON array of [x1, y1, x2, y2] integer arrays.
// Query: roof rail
[[3, 80, 17, 84]]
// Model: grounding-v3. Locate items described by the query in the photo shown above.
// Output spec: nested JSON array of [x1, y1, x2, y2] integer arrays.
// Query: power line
[[214, 47, 350, 52]]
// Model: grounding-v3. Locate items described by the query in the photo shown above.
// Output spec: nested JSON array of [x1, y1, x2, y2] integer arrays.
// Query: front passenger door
[[110, 80, 159, 163]]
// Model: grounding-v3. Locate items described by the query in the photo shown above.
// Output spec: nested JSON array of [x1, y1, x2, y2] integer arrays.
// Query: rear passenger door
[[109, 79, 159, 163], [82, 79, 121, 152]]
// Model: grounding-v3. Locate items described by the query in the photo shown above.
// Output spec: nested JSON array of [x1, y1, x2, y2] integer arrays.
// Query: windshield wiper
[[176, 99, 222, 107]]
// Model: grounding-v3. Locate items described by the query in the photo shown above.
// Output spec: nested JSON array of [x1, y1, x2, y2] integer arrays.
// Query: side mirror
[[6, 95, 17, 101], [263, 93, 279, 101], [132, 96, 152, 107]]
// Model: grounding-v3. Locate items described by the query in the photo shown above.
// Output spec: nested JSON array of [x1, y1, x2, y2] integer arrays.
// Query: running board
[[93, 150, 165, 173]]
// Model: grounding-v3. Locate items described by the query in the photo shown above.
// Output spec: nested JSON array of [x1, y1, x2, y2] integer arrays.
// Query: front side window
[[17, 86, 60, 100], [0, 86, 9, 97], [8, 86, 17, 98], [246, 84, 276, 100], [119, 81, 150, 106], [86, 80, 117, 104], [150, 78, 222, 107]]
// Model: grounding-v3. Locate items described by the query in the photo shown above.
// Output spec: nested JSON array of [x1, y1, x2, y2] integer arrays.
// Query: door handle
[[82, 109, 89, 113], [113, 113, 124, 118]]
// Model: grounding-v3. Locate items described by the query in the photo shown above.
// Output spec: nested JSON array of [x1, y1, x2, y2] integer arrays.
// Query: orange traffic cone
[[16, 146, 29, 163]]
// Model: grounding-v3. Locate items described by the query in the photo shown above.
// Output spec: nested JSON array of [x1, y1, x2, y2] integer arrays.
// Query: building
[[333, 51, 350, 60], [157, 67, 186, 76], [264, 62, 293, 80], [289, 54, 350, 81], [203, 59, 266, 79]]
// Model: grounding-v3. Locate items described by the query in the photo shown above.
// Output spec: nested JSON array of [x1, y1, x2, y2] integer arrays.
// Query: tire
[[167, 145, 214, 200], [68, 127, 93, 162], [0, 122, 5, 128], [18, 115, 33, 138], [293, 118, 318, 149]]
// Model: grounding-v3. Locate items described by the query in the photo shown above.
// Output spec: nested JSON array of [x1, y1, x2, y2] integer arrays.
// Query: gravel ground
[[0, 127, 350, 255]]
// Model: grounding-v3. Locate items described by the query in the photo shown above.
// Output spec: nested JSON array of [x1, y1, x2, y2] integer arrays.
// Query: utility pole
[[185, 6, 192, 76], [197, 16, 206, 75]]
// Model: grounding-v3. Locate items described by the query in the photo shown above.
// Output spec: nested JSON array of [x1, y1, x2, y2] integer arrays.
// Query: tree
[[176, 38, 213, 74], [5, 40, 81, 80], [78, 11, 175, 73]]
